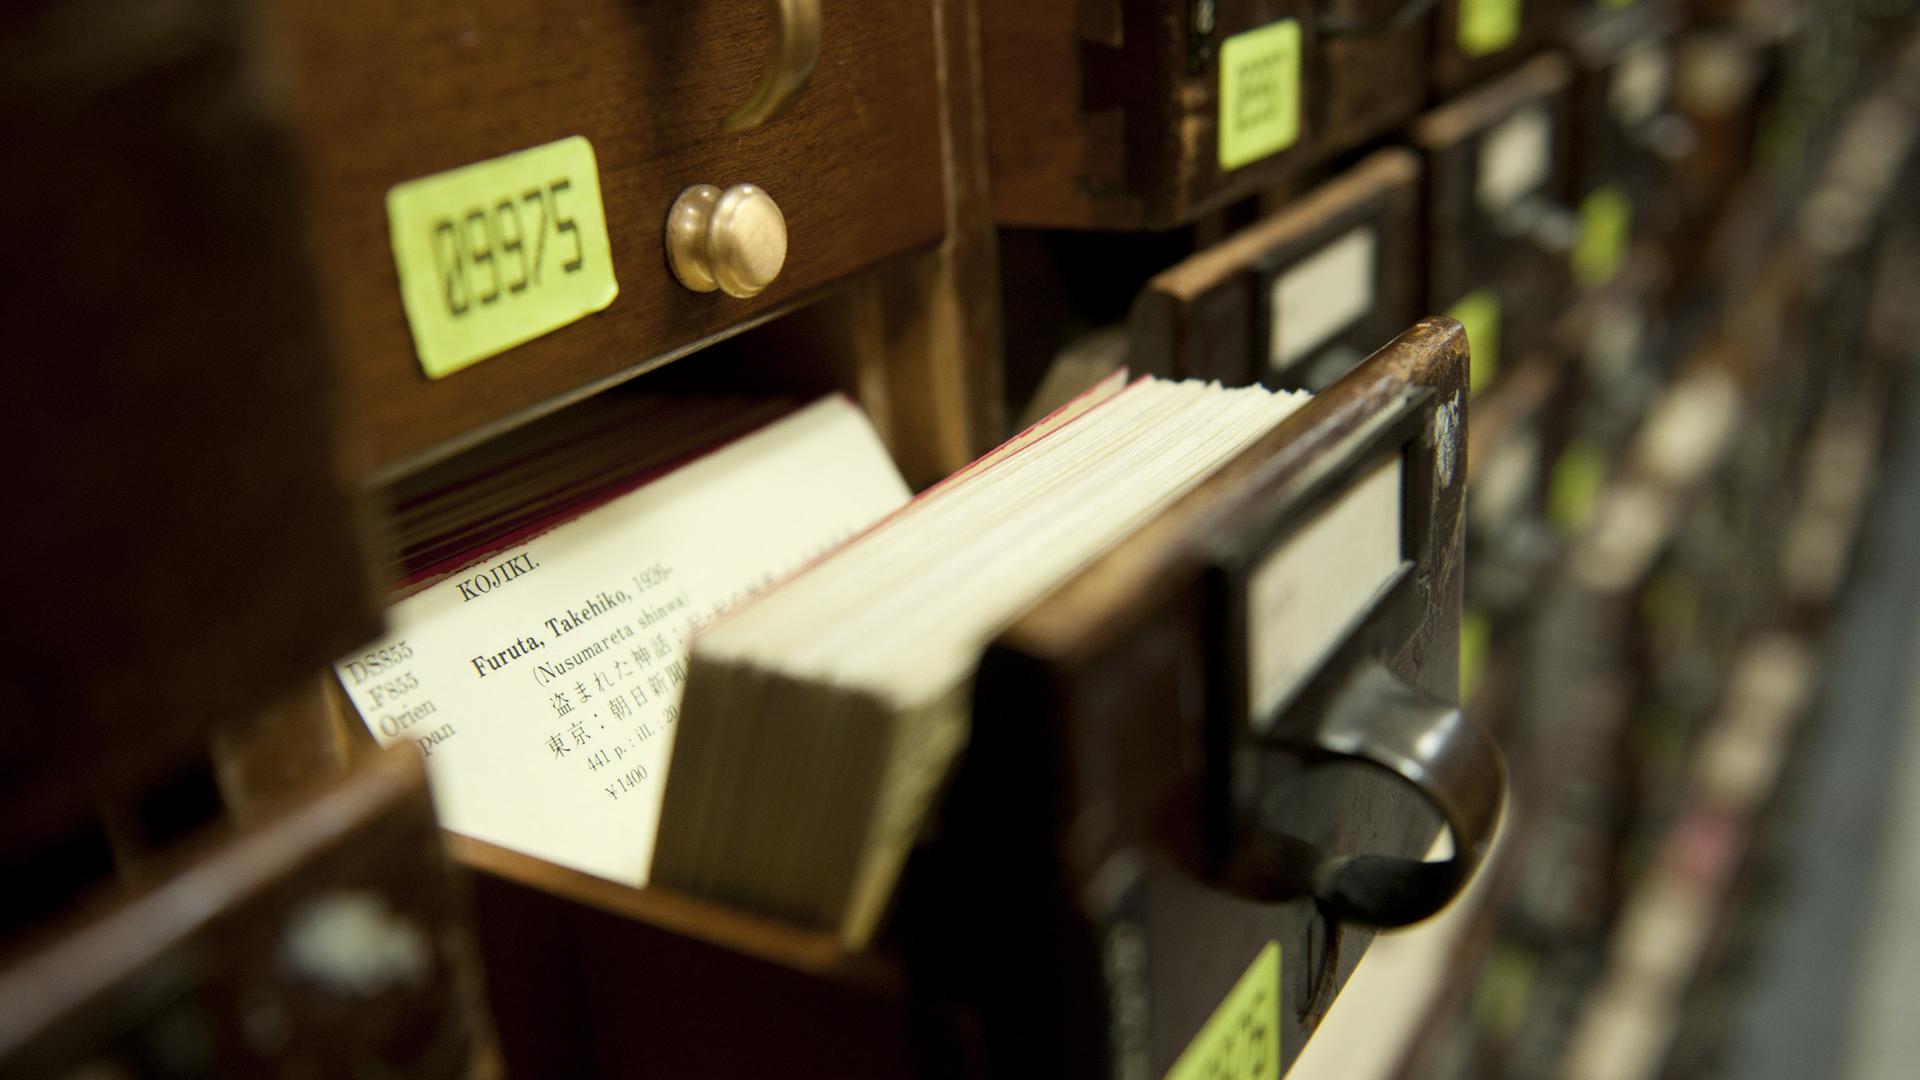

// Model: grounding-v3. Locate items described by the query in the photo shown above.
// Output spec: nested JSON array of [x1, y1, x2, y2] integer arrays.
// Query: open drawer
[[383, 320, 1499, 1078]]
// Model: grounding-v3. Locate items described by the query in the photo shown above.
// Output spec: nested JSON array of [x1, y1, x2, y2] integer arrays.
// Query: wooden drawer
[[0, 751, 488, 1079], [1414, 54, 1575, 393], [917, 321, 1494, 1078], [1318, 1, 1436, 150], [981, 1, 1432, 230], [411, 325, 1492, 1080], [2, 0, 382, 900], [268, 0, 947, 475], [458, 840, 956, 1079], [1432, 0, 1568, 97], [1565, 0, 1690, 265], [1130, 148, 1424, 388]]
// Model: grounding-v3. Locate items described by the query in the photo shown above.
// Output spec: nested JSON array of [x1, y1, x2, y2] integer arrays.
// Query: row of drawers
[[265, 0, 1688, 476], [1126, 0, 1756, 401]]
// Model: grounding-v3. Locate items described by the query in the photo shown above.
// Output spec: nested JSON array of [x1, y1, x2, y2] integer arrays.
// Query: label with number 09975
[[386, 136, 619, 380], [1165, 942, 1281, 1080]]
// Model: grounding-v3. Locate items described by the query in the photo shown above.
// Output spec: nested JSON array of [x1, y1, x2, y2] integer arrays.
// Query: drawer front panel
[[274, 0, 946, 473]]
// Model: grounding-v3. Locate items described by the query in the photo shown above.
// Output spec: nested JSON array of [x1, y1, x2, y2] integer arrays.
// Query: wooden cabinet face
[[982, 1, 1432, 230], [1130, 149, 1424, 389], [932, 327, 1475, 1080], [270, 0, 947, 475], [1431, 0, 1568, 97], [1566, 0, 1689, 255], [0, 754, 485, 1080], [1415, 55, 1576, 389]]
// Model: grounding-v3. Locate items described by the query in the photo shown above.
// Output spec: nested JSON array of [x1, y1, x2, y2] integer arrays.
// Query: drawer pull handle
[[722, 0, 822, 132], [665, 182, 788, 299], [1222, 658, 1506, 927]]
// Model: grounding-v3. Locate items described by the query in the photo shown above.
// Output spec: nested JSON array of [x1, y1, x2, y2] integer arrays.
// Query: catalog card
[[333, 398, 911, 885]]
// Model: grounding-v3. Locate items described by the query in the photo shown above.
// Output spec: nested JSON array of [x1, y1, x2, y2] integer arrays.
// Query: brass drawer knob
[[665, 183, 788, 299]]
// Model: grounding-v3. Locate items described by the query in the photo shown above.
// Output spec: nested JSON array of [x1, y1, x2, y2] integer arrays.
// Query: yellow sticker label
[[1459, 0, 1522, 58], [1166, 942, 1281, 1080], [1460, 607, 1492, 703], [387, 136, 619, 380], [1219, 21, 1303, 171], [1548, 439, 1609, 534], [1573, 186, 1634, 289], [1448, 289, 1502, 396], [1639, 570, 1700, 637], [1471, 942, 1539, 1038]]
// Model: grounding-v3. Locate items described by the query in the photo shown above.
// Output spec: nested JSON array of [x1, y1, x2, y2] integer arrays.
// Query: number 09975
[[387, 136, 619, 380]]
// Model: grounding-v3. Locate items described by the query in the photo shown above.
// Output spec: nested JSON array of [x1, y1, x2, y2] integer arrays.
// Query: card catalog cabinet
[[268, 0, 948, 475]]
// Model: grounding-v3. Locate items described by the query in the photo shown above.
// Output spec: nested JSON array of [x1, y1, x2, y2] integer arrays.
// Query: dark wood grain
[[0, 0, 381, 904], [981, 1, 1324, 229], [449, 835, 951, 1079], [758, 0, 1012, 487], [0, 749, 490, 1080], [979, 2, 1441, 230], [265, 0, 948, 477], [1316, 0, 1435, 149]]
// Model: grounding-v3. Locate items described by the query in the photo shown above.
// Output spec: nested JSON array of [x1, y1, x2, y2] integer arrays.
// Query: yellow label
[[1460, 608, 1492, 703], [1448, 289, 1502, 396], [1459, 0, 1522, 58], [1470, 942, 1538, 1038], [1640, 570, 1699, 637], [1166, 942, 1281, 1080], [387, 136, 619, 380], [1573, 186, 1634, 289], [1219, 21, 1303, 171], [1548, 439, 1609, 534]]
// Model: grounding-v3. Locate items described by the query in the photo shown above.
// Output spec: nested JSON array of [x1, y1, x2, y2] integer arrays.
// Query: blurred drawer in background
[[269, 0, 947, 476], [980, 1, 1433, 229], [1129, 148, 1423, 387], [1413, 53, 1575, 395], [1432, 0, 1567, 98], [0, 751, 487, 1080], [1565, 0, 1690, 279]]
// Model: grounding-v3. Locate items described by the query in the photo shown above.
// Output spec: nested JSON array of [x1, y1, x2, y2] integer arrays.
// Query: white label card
[[1477, 105, 1553, 214], [333, 399, 911, 886], [1246, 456, 1405, 727], [1611, 41, 1674, 128], [1469, 427, 1541, 534], [1270, 227, 1378, 371]]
